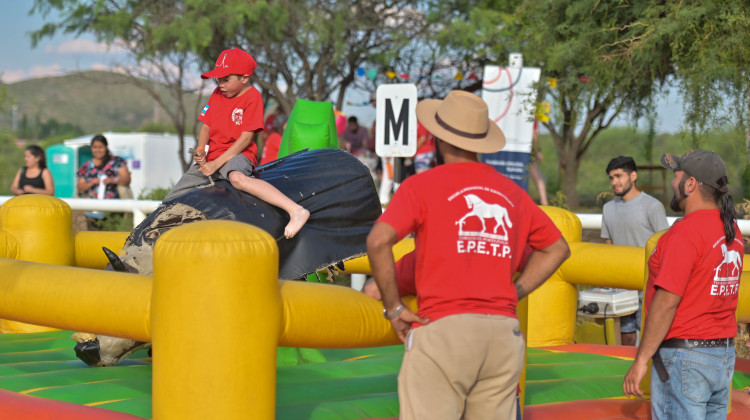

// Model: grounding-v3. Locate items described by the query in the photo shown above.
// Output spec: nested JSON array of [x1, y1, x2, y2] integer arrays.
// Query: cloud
[[28, 64, 64, 79], [1, 65, 65, 83], [44, 39, 125, 55], [1, 70, 27, 84], [91, 63, 111, 71]]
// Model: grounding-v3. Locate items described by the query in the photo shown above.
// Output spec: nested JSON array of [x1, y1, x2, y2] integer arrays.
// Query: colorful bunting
[[467, 73, 478, 80], [546, 77, 558, 89], [385, 71, 396, 79], [398, 73, 410, 80], [356, 68, 365, 77], [454, 71, 463, 81], [366, 69, 377, 80]]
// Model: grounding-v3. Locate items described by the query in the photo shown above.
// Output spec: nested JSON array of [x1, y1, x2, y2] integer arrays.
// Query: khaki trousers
[[398, 313, 524, 420]]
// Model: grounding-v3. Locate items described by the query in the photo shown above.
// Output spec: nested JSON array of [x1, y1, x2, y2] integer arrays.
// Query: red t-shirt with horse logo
[[645, 208, 743, 340], [378, 161, 561, 322]]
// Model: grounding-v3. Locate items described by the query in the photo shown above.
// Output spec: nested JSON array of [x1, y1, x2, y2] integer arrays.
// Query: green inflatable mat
[[0, 331, 748, 419]]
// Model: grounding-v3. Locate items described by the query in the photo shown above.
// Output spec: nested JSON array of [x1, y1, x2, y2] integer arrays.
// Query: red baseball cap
[[201, 48, 257, 79]]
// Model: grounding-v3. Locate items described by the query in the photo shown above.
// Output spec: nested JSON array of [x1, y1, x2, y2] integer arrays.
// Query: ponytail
[[720, 192, 736, 243], [700, 183, 736, 243]]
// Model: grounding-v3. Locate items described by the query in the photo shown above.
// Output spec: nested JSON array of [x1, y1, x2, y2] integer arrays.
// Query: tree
[[427, 1, 671, 208], [603, 2, 750, 196], [29, 0, 433, 165], [30, 0, 215, 171], [192, 1, 430, 115]]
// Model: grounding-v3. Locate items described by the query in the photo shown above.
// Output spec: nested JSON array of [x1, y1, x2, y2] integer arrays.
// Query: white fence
[[2, 196, 750, 235], [0, 196, 161, 226]]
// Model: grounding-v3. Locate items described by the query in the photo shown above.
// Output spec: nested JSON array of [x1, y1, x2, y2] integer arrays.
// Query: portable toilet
[[46, 143, 92, 198]]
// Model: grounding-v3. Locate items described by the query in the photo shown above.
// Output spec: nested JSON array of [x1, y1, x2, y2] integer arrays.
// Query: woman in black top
[[10, 145, 55, 196]]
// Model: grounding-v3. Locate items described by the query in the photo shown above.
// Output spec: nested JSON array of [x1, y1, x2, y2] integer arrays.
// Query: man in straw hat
[[623, 150, 743, 419], [367, 90, 570, 419]]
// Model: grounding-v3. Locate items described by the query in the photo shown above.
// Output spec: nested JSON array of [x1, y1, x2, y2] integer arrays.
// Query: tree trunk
[[560, 152, 580, 209]]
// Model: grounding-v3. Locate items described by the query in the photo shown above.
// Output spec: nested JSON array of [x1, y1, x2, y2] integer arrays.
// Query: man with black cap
[[367, 90, 570, 420], [623, 150, 743, 419]]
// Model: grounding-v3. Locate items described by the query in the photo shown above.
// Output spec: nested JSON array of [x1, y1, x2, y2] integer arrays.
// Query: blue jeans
[[651, 345, 735, 420]]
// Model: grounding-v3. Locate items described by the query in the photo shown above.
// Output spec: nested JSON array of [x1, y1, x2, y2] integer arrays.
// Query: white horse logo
[[716, 243, 742, 277], [455, 194, 512, 237]]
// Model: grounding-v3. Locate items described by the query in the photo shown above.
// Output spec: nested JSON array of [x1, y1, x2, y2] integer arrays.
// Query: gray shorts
[[164, 154, 255, 202]]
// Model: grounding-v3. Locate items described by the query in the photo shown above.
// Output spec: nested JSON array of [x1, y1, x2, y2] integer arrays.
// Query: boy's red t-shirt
[[199, 86, 264, 165], [378, 162, 561, 322], [645, 209, 743, 340]]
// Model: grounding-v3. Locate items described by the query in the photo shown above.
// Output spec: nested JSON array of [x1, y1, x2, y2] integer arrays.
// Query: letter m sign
[[375, 84, 417, 157]]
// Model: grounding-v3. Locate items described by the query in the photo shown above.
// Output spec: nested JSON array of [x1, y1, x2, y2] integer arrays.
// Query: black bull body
[[76, 148, 382, 366]]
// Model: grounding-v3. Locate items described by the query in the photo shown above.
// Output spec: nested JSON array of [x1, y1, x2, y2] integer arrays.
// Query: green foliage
[[16, 115, 83, 140], [612, 2, 750, 133], [138, 187, 171, 201], [93, 213, 133, 232], [537, 125, 749, 209], [742, 165, 750, 201], [0, 79, 7, 112], [549, 191, 570, 211], [0, 132, 25, 195]]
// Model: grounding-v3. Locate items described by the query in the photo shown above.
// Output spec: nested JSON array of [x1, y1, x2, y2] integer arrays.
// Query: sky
[[1, 1, 686, 133], [0, 2, 131, 84]]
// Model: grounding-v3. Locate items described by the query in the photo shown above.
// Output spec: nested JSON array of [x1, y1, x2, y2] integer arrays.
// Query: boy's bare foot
[[284, 207, 310, 239]]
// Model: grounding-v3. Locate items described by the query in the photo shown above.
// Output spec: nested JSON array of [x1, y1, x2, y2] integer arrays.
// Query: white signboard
[[375, 84, 417, 157], [481, 62, 541, 153]]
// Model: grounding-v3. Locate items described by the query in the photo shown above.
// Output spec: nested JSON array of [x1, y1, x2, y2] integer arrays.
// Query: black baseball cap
[[660, 149, 729, 192]]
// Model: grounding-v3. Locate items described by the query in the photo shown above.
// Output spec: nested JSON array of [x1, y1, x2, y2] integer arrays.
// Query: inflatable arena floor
[[3, 330, 750, 419]]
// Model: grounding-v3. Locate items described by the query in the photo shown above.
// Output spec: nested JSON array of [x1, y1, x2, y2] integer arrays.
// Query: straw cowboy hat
[[416, 90, 506, 154]]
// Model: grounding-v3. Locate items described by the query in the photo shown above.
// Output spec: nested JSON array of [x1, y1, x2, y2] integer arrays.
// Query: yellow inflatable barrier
[[75, 231, 130, 269]]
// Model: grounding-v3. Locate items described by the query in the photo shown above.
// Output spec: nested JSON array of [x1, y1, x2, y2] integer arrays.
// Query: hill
[[0, 71, 202, 135]]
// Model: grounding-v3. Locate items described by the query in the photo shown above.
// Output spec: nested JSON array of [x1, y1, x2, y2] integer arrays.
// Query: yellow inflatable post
[[0, 195, 74, 265], [74, 231, 130, 269], [0, 231, 19, 259], [151, 221, 281, 420], [0, 195, 74, 332], [525, 206, 582, 347]]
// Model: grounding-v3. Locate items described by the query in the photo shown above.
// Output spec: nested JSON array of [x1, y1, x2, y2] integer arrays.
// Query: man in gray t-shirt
[[601, 156, 669, 345]]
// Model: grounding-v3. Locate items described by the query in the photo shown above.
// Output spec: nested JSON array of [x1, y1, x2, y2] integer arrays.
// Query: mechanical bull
[[74, 148, 382, 366]]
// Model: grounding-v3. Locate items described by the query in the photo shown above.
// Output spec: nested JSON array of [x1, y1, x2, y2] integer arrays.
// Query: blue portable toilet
[[46, 143, 92, 198]]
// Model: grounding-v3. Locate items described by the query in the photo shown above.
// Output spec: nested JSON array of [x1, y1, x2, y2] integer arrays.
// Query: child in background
[[260, 113, 287, 165], [163, 48, 309, 239]]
